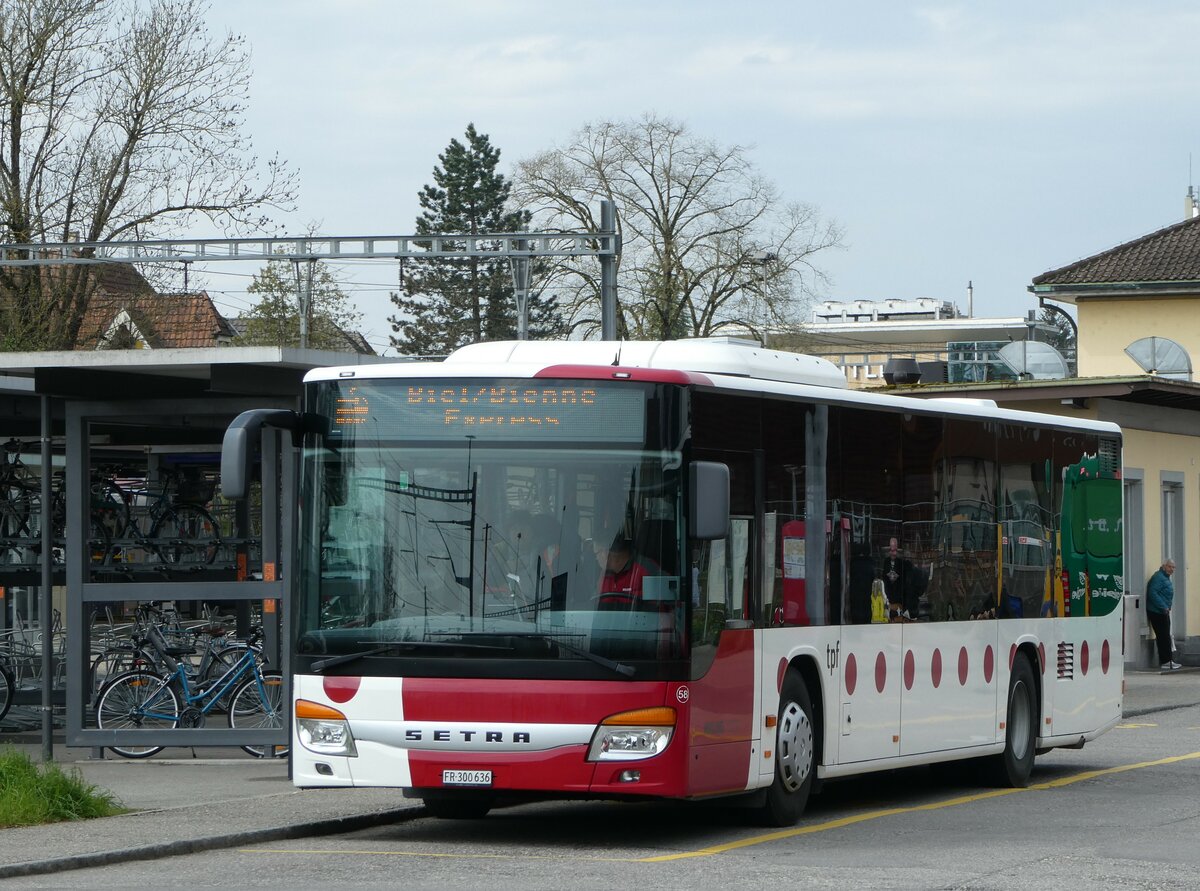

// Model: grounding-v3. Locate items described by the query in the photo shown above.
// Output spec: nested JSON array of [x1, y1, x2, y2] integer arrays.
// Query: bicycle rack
[[63, 397, 296, 753]]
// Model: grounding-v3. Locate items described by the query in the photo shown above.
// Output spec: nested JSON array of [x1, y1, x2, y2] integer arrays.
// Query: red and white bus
[[223, 338, 1124, 824]]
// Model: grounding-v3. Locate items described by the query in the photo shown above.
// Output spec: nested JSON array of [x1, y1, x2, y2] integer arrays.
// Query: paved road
[[8, 698, 1200, 889]]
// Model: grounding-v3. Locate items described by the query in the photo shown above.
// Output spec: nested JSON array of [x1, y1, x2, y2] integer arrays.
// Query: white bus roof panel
[[303, 339, 1120, 437], [310, 339, 849, 390]]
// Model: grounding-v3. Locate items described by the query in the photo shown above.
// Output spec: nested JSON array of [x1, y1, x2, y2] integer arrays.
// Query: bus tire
[[758, 670, 815, 826], [422, 794, 493, 820], [989, 653, 1037, 787]]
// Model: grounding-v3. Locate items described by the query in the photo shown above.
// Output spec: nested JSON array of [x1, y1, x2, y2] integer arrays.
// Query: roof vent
[[1125, 336, 1192, 381], [996, 341, 1069, 380], [883, 357, 922, 385]]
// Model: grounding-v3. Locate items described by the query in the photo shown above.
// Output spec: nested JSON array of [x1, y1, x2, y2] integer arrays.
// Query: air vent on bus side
[[1057, 641, 1075, 679], [1098, 438, 1120, 476]]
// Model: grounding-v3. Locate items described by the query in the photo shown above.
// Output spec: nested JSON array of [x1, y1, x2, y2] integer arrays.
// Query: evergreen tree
[[238, 258, 367, 352], [389, 124, 564, 355]]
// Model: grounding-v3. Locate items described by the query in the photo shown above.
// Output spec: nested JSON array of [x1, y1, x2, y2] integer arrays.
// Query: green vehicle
[[1058, 450, 1123, 618]]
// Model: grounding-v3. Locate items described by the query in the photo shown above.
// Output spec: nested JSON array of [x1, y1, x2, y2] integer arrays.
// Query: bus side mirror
[[690, 461, 729, 541], [221, 409, 306, 500]]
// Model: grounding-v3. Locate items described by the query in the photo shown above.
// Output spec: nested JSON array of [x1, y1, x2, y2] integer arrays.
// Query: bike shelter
[[0, 348, 388, 756]]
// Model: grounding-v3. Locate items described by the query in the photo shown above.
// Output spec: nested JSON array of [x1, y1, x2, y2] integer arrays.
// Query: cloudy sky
[[201, 0, 1200, 354]]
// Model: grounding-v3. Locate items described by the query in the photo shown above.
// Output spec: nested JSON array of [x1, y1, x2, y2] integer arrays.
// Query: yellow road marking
[[640, 750, 1200, 862], [1117, 723, 1157, 728], [238, 751, 1200, 865]]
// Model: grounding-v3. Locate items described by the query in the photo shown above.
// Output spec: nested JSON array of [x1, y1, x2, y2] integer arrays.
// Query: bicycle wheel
[[151, 504, 221, 566], [88, 514, 114, 565], [0, 661, 13, 723], [89, 646, 154, 706], [228, 670, 289, 758], [0, 480, 33, 551], [96, 669, 179, 759]]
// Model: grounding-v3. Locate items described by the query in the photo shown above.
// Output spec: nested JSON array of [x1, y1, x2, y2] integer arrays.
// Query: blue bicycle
[[95, 622, 287, 759]]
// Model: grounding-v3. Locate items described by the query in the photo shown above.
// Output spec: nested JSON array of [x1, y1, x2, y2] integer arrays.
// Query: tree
[[514, 114, 843, 341], [0, 0, 294, 350], [389, 124, 565, 355], [237, 258, 366, 352], [1039, 305, 1077, 373]]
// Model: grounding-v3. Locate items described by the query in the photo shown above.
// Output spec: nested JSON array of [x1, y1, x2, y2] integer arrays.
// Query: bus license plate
[[442, 769, 492, 786]]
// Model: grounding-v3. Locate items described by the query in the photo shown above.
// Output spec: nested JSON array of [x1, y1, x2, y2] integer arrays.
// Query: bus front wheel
[[758, 670, 815, 826], [989, 653, 1037, 787]]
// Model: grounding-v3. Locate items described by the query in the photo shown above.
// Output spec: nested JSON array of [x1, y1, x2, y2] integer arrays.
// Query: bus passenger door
[[837, 624, 902, 763]]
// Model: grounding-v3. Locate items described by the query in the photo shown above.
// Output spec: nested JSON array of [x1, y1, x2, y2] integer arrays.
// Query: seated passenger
[[594, 535, 660, 608]]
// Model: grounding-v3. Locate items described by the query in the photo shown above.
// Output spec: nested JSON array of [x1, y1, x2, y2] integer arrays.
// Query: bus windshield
[[295, 378, 688, 677]]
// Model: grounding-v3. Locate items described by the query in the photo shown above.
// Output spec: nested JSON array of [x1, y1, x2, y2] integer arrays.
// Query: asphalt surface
[[0, 665, 1195, 880]]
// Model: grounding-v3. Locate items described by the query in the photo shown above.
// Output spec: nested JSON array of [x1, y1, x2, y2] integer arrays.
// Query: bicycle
[[0, 656, 14, 724], [95, 622, 286, 759], [86, 466, 222, 567], [88, 602, 252, 707], [0, 439, 44, 556]]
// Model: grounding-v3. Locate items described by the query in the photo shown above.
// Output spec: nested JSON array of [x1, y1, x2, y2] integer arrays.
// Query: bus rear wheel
[[988, 653, 1037, 787], [757, 670, 815, 826]]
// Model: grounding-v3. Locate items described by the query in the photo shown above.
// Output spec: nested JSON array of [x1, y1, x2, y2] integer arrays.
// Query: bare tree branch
[[514, 113, 843, 340], [0, 0, 295, 349]]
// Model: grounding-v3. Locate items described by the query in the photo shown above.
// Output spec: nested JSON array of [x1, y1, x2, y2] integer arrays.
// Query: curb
[[1123, 700, 1200, 719], [0, 805, 424, 880]]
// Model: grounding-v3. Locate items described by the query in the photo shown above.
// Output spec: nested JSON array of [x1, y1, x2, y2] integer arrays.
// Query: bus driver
[[594, 534, 659, 608]]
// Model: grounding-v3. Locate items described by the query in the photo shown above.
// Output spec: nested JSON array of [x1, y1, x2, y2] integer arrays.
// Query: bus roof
[[305, 339, 1121, 437]]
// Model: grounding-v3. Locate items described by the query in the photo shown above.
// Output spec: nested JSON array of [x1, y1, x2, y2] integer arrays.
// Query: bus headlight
[[587, 707, 675, 761], [296, 699, 358, 757]]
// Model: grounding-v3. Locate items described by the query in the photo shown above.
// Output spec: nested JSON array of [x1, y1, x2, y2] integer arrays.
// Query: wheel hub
[[777, 700, 814, 792]]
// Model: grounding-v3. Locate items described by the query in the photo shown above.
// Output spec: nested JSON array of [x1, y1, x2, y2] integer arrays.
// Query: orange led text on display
[[406, 385, 598, 429]]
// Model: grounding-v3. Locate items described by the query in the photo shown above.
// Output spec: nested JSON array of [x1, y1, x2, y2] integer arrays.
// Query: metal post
[[39, 395, 52, 762], [261, 428, 280, 669], [600, 200, 618, 341], [295, 249, 312, 350], [510, 238, 531, 341]]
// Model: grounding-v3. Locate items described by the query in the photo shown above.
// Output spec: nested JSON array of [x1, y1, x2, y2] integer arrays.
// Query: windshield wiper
[[310, 640, 512, 673], [311, 646, 391, 673], [465, 632, 636, 679]]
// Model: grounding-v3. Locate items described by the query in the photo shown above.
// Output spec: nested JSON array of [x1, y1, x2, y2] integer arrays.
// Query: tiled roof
[[1033, 216, 1200, 287], [77, 291, 236, 349]]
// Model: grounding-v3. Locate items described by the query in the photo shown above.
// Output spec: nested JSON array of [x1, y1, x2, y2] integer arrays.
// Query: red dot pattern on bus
[[840, 639, 1112, 696], [323, 675, 361, 703]]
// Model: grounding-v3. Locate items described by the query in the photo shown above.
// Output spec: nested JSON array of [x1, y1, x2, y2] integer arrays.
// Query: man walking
[[1147, 559, 1181, 673]]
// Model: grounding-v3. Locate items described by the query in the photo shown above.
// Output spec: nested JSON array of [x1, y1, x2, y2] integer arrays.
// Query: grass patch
[[0, 748, 125, 827]]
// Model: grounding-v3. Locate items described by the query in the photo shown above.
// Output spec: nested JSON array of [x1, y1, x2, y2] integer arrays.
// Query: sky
[[198, 0, 1200, 356]]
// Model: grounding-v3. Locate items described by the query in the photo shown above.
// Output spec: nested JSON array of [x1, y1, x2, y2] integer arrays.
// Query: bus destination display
[[327, 380, 647, 442]]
